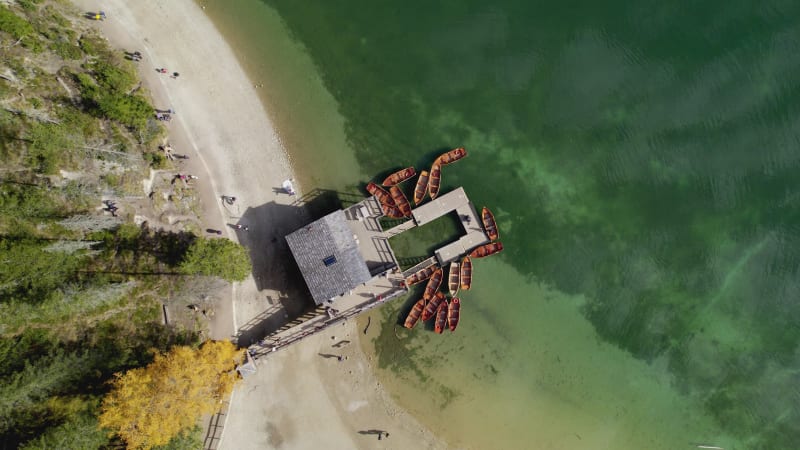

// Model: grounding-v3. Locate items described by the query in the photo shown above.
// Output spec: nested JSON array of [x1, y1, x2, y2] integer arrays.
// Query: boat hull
[[435, 147, 467, 165], [448, 261, 460, 296], [448, 297, 461, 332], [404, 298, 426, 329], [422, 268, 443, 301], [422, 291, 446, 321], [460, 256, 472, 291], [389, 186, 413, 217], [469, 242, 504, 258], [366, 182, 395, 207], [434, 301, 448, 334], [428, 163, 442, 200], [481, 206, 499, 241], [405, 265, 437, 286], [413, 170, 429, 205], [382, 167, 416, 186]]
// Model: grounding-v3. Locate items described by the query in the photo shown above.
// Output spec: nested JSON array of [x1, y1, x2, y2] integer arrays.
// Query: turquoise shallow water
[[205, 1, 800, 448]]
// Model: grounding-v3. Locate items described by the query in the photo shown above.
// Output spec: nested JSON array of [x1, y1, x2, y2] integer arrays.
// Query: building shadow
[[231, 188, 372, 345]]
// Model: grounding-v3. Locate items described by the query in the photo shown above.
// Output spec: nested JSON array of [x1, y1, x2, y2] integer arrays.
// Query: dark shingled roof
[[286, 210, 372, 305]]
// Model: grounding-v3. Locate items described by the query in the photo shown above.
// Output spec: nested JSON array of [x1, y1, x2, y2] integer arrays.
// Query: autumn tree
[[98, 340, 244, 449]]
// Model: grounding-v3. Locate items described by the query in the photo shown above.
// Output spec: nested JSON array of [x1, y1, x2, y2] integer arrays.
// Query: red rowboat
[[366, 182, 395, 207], [413, 170, 429, 205], [469, 242, 503, 258], [422, 268, 443, 301], [382, 203, 405, 218], [448, 261, 460, 296], [434, 301, 448, 334], [460, 256, 472, 291], [389, 186, 412, 217], [382, 167, 416, 186], [481, 206, 499, 241], [405, 265, 437, 286], [448, 297, 461, 332], [436, 147, 467, 165], [422, 291, 446, 321], [404, 298, 426, 329], [428, 163, 442, 200]]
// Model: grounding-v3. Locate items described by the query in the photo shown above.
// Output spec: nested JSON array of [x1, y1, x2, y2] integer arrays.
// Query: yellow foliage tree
[[98, 340, 245, 449]]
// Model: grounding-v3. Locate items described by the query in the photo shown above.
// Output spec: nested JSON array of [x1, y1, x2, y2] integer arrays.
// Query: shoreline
[[69, 0, 444, 448]]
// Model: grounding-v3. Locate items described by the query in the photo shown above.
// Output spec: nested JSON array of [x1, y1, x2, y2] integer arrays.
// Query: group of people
[[130, 51, 143, 62]]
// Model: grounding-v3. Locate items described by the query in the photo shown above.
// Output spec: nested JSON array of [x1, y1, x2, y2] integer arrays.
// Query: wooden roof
[[286, 210, 372, 305]]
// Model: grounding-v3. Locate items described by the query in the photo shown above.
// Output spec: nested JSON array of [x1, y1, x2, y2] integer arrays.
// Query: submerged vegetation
[[0, 2, 247, 447]]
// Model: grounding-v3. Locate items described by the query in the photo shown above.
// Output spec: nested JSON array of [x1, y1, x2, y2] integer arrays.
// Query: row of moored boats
[[365, 147, 504, 333], [365, 147, 468, 218]]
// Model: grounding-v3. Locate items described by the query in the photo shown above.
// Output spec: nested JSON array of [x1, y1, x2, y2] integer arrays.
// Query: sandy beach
[[70, 0, 444, 448]]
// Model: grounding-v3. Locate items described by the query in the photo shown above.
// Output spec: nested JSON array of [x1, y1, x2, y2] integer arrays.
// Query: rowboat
[[382, 167, 416, 186], [434, 301, 448, 334], [405, 264, 437, 286], [469, 242, 503, 258], [460, 256, 472, 291], [448, 297, 461, 332], [481, 206, 499, 241], [422, 268, 443, 301], [448, 261, 460, 296], [382, 203, 405, 219], [404, 298, 426, 329], [428, 163, 442, 200], [389, 186, 413, 217], [413, 170, 429, 205], [366, 182, 395, 207], [422, 291, 446, 321], [436, 147, 467, 165]]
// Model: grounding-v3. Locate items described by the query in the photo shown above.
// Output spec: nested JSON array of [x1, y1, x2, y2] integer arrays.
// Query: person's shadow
[[358, 429, 385, 436], [317, 353, 340, 359]]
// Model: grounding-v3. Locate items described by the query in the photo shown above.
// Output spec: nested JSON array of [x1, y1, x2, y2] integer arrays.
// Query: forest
[[1, 1, 249, 447]]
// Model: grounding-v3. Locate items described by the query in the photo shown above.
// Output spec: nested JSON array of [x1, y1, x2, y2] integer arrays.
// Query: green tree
[[0, 238, 88, 302], [98, 341, 244, 449], [179, 238, 251, 281]]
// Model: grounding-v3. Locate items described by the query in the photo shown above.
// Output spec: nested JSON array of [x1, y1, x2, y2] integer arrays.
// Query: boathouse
[[286, 197, 398, 305]]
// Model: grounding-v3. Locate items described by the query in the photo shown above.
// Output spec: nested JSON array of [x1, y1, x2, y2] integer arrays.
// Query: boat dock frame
[[247, 186, 489, 358]]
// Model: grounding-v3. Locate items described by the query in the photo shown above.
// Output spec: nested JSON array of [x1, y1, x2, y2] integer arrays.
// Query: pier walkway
[[412, 187, 489, 265]]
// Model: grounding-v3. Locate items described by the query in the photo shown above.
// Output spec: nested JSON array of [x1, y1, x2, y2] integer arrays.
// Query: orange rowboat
[[448, 261, 460, 296], [428, 163, 442, 200], [366, 182, 395, 207], [413, 170, 429, 205], [469, 242, 503, 258], [422, 291, 446, 321], [460, 256, 472, 291], [448, 297, 461, 332], [404, 298, 426, 329], [481, 206, 499, 241], [382, 203, 405, 218], [382, 167, 416, 186], [434, 301, 448, 334], [389, 186, 413, 217], [436, 147, 467, 165], [422, 268, 443, 301], [405, 265, 437, 286]]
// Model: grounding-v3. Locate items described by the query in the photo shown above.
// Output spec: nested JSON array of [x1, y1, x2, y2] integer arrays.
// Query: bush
[[0, 5, 34, 39], [50, 40, 82, 60], [179, 238, 252, 281]]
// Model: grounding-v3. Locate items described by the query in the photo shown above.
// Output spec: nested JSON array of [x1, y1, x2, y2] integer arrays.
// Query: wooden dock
[[247, 186, 489, 358], [412, 187, 489, 265]]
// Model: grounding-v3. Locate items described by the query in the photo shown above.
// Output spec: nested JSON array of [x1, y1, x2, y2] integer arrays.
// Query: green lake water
[[204, 1, 800, 448]]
